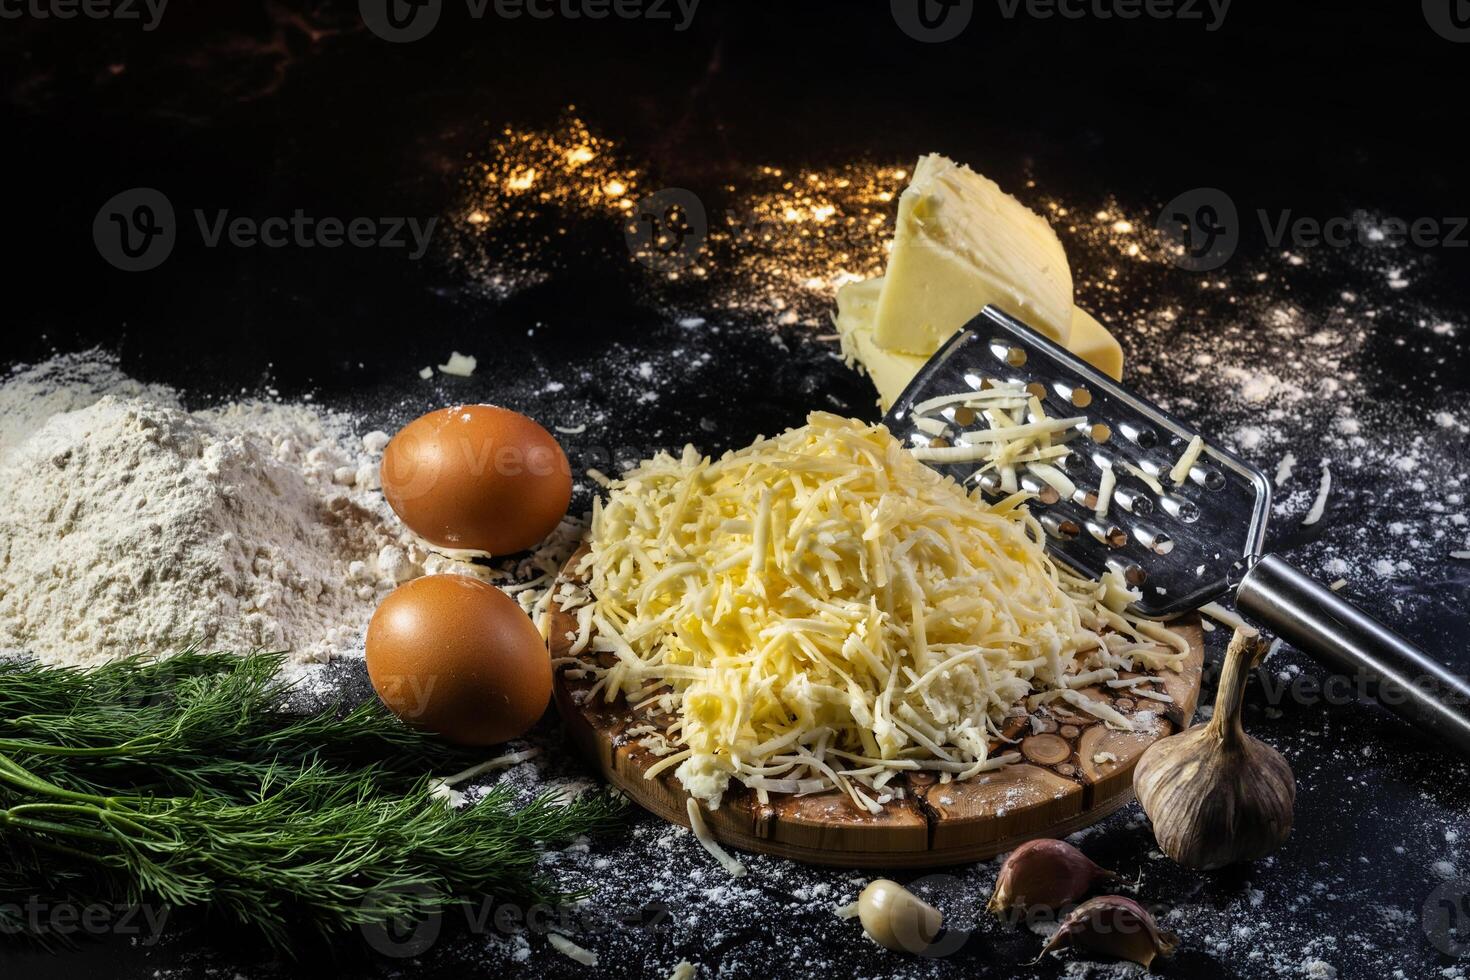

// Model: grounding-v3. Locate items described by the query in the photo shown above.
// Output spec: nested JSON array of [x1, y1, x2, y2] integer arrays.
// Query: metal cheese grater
[[885, 305, 1470, 754]]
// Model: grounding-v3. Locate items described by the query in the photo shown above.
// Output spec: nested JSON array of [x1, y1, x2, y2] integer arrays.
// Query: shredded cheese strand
[[686, 798, 748, 877]]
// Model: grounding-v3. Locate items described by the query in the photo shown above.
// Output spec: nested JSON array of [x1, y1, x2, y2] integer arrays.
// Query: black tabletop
[[3, 3, 1469, 978]]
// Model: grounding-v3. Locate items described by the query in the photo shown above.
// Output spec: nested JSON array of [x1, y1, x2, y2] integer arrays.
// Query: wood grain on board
[[547, 548, 1206, 868]]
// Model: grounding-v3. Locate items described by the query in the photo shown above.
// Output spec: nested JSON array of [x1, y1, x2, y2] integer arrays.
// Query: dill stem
[[0, 752, 107, 803], [0, 809, 115, 844], [0, 737, 161, 757]]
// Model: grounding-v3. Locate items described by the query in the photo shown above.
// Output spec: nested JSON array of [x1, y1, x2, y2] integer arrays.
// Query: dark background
[[3, 2, 1469, 978], [4, 0, 1468, 385]]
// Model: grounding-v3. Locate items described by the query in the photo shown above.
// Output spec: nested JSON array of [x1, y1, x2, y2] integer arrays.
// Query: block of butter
[[872, 154, 1074, 355], [835, 153, 1124, 410]]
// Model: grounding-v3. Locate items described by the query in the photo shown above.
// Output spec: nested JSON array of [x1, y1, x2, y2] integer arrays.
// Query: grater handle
[[1237, 554, 1470, 756]]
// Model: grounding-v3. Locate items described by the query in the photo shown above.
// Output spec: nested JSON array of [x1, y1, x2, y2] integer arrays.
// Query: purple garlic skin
[[987, 838, 1118, 917], [1041, 895, 1180, 968]]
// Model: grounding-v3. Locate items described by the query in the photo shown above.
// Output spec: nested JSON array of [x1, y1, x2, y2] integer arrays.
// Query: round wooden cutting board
[[547, 548, 1205, 869]]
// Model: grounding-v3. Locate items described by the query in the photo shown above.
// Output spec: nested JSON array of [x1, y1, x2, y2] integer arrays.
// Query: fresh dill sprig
[[0, 651, 479, 795], [0, 652, 626, 950]]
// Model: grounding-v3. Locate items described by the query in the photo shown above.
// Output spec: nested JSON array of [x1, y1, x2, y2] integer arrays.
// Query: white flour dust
[[0, 352, 431, 666]]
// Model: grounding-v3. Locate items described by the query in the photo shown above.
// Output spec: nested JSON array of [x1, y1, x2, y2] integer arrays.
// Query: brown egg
[[365, 575, 551, 745], [381, 404, 571, 555]]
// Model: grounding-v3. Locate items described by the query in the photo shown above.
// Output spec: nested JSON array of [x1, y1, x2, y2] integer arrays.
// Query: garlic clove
[[1039, 895, 1180, 968], [857, 878, 943, 953], [1134, 629, 1295, 870], [987, 838, 1118, 917]]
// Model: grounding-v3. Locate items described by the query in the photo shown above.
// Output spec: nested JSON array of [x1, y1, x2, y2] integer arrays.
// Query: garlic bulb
[[1134, 628, 1295, 870], [857, 879, 942, 953], [988, 838, 1117, 917], [1039, 895, 1179, 968]]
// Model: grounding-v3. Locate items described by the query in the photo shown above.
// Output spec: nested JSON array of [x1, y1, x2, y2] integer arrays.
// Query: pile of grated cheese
[[554, 413, 1187, 813]]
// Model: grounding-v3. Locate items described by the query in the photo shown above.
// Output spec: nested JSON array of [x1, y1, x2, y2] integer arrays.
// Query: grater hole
[[1132, 525, 1175, 555], [1090, 423, 1112, 444], [975, 472, 1003, 496], [1025, 381, 1048, 401], [952, 406, 977, 427], [1041, 515, 1080, 541], [929, 436, 951, 449], [990, 341, 1027, 367], [1021, 473, 1060, 505], [1107, 559, 1149, 587], [1200, 467, 1226, 491], [1089, 521, 1127, 548], [1071, 386, 1093, 408], [1121, 422, 1158, 448]]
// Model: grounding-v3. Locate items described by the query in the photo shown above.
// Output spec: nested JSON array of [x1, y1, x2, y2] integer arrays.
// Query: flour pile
[[0, 353, 432, 666]]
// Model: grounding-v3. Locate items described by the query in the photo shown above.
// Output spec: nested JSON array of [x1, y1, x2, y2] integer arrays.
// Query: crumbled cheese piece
[[667, 961, 696, 980], [418, 366, 433, 380], [1095, 465, 1117, 519], [583, 414, 1185, 810], [1169, 435, 1205, 486], [1092, 751, 1119, 764], [1329, 578, 1349, 590], [1275, 452, 1297, 486], [833, 901, 861, 920], [686, 798, 747, 878], [1302, 460, 1332, 525], [1199, 601, 1259, 637], [426, 749, 540, 808], [1451, 551, 1470, 561], [556, 423, 587, 434], [437, 351, 477, 377], [548, 933, 598, 967]]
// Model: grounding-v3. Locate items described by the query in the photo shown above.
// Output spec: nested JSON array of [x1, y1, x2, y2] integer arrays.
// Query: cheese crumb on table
[[438, 351, 478, 377], [547, 933, 598, 967]]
